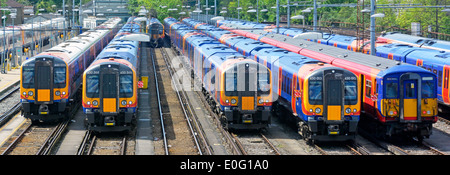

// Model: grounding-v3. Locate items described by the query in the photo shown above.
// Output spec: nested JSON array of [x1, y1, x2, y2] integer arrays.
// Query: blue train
[[183, 18, 361, 141], [214, 18, 438, 140], [164, 17, 273, 130], [82, 17, 141, 132]]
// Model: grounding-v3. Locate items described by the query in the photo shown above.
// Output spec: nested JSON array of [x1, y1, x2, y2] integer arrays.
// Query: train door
[[323, 69, 344, 121], [443, 65, 450, 104], [100, 64, 119, 114], [400, 73, 421, 122], [237, 62, 257, 116], [35, 57, 53, 104]]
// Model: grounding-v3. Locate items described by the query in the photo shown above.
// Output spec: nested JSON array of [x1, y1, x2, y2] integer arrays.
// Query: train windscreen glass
[[22, 67, 35, 88], [119, 74, 133, 98], [422, 79, 435, 98], [385, 82, 398, 99], [344, 80, 358, 105], [86, 75, 99, 98], [54, 67, 66, 88], [257, 71, 270, 95], [309, 80, 323, 105], [225, 70, 238, 96]]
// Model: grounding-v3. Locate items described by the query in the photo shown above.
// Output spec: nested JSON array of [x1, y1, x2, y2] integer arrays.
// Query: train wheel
[[299, 123, 311, 143]]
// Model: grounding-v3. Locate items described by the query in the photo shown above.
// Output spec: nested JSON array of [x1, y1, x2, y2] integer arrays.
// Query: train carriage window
[[365, 80, 372, 98], [119, 74, 133, 98], [22, 67, 35, 88], [309, 80, 323, 105], [438, 70, 442, 87], [86, 75, 99, 98]]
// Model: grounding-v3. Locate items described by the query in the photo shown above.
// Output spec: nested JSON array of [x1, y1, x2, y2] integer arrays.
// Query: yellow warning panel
[[103, 98, 117, 113], [241, 97, 255, 111], [327, 106, 341, 120], [38, 89, 50, 102]]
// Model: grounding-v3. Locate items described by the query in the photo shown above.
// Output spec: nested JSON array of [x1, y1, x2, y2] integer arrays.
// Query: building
[[2, 0, 25, 25]]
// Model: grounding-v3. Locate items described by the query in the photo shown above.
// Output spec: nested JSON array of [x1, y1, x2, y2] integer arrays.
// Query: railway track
[[77, 130, 128, 155], [148, 42, 207, 155], [231, 132, 281, 155]]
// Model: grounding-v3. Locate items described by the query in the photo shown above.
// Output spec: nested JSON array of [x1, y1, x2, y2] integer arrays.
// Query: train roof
[[380, 32, 450, 51]]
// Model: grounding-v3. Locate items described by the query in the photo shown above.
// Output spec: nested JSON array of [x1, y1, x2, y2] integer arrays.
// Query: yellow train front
[[82, 58, 138, 132]]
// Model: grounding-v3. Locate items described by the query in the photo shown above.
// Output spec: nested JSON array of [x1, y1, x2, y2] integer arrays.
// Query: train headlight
[[92, 100, 98, 106], [62, 91, 66, 95], [87, 101, 91, 105], [23, 92, 26, 96], [121, 100, 127, 106], [345, 108, 351, 114], [258, 99, 263, 104], [315, 108, 321, 114], [55, 91, 61, 96], [225, 99, 229, 103], [353, 109, 357, 113], [309, 109, 313, 113], [28, 91, 33, 96], [231, 99, 237, 104], [129, 101, 133, 105]]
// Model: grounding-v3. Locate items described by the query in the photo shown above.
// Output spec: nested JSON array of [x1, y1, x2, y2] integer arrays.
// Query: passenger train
[[182, 18, 361, 141], [0, 18, 66, 68], [164, 17, 273, 130], [147, 17, 165, 47], [20, 17, 122, 123], [82, 17, 141, 132], [244, 22, 450, 111], [216, 19, 438, 140]]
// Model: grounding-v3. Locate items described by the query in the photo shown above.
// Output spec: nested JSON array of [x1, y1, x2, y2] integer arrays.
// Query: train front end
[[219, 59, 272, 130], [20, 55, 69, 122], [301, 67, 360, 141], [82, 60, 137, 132], [377, 65, 438, 139]]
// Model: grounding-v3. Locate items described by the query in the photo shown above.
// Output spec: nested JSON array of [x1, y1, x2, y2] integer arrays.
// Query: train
[[247, 23, 450, 111], [378, 32, 450, 53], [82, 17, 141, 132], [147, 17, 165, 47], [182, 18, 361, 141], [0, 18, 66, 68], [20, 17, 122, 123], [164, 17, 273, 130], [216, 19, 438, 140]]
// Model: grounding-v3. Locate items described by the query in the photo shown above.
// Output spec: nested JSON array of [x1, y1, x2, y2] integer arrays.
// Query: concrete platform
[[0, 68, 20, 95]]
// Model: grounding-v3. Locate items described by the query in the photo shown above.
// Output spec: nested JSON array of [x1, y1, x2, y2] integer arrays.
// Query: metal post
[[1, 10, 5, 74], [313, 0, 317, 31], [238, 0, 240, 21], [31, 16, 34, 56], [63, 0, 66, 41], [214, 0, 217, 16], [276, 0, 280, 34], [206, 0, 208, 24], [39, 17, 42, 53], [287, 0, 290, 28], [370, 0, 376, 56], [12, 17, 15, 68], [256, 0, 259, 23]]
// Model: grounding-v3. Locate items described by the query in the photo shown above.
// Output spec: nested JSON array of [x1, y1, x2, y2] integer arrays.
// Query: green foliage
[[128, 0, 449, 34]]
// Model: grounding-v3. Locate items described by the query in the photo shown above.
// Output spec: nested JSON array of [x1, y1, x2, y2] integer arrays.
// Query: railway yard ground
[[1, 38, 450, 156]]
